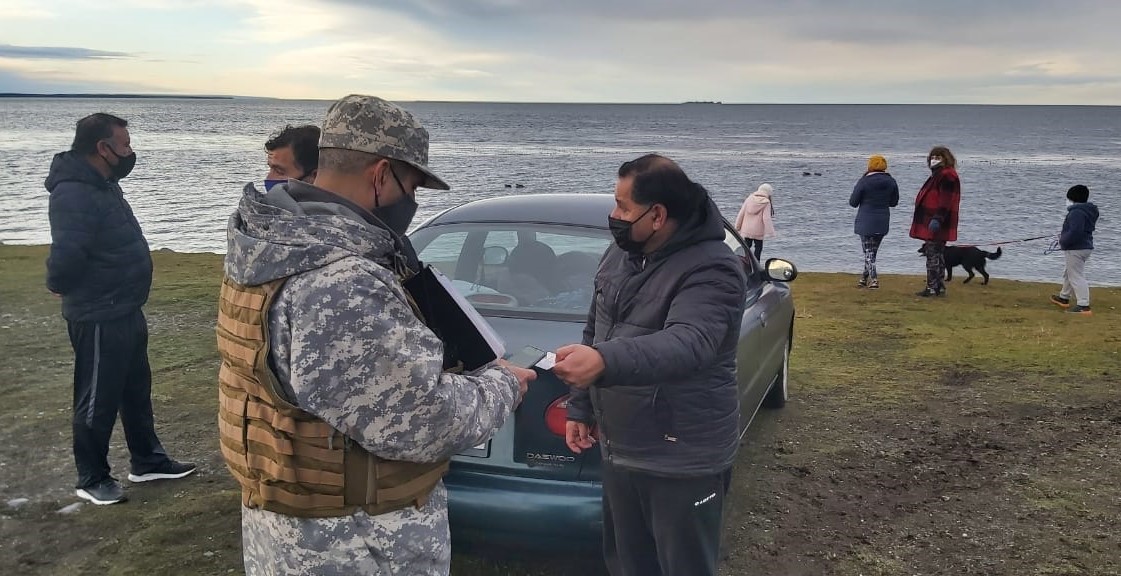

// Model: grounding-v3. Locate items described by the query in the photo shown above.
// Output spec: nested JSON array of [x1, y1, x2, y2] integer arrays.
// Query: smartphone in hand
[[505, 345, 547, 369]]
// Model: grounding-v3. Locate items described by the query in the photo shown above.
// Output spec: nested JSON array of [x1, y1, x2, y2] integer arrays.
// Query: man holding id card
[[552, 155, 747, 576]]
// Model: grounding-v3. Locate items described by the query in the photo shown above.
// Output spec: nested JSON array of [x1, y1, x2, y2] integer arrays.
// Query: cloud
[[0, 67, 155, 93], [3, 0, 1121, 103], [3, 0, 56, 19], [0, 44, 133, 61]]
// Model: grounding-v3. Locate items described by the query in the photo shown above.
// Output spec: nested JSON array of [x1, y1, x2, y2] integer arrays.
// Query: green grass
[[2, 245, 1119, 576]]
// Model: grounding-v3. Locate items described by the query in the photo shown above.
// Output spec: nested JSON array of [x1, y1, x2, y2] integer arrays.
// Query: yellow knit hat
[[867, 155, 887, 172]]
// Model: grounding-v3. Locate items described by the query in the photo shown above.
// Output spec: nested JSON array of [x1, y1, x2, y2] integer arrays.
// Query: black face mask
[[608, 205, 655, 254], [102, 142, 136, 180], [372, 167, 418, 237]]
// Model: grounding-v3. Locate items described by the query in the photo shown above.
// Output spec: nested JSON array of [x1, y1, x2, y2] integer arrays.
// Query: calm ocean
[[1, 98, 1116, 285]]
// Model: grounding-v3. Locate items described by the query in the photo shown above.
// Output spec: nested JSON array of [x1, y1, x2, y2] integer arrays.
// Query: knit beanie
[[867, 155, 887, 173], [1066, 184, 1090, 203]]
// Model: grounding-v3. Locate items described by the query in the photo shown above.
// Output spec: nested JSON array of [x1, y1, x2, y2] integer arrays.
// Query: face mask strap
[[389, 165, 414, 203]]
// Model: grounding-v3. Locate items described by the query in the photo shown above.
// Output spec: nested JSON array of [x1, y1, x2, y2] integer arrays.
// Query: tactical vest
[[216, 276, 449, 518]]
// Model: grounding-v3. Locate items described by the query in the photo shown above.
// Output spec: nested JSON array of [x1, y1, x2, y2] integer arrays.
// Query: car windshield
[[409, 223, 611, 319]]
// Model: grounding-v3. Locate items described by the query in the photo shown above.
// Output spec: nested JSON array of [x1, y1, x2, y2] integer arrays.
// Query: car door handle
[[760, 312, 767, 327]]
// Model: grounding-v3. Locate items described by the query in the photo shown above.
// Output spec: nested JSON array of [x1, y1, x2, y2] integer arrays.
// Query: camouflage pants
[[921, 240, 946, 292], [241, 482, 451, 576]]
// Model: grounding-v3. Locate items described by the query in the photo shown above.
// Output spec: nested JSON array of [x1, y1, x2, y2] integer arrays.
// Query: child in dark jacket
[[1050, 184, 1099, 315]]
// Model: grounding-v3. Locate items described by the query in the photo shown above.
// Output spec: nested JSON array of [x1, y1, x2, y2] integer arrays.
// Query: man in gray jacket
[[554, 154, 747, 576], [221, 94, 535, 575]]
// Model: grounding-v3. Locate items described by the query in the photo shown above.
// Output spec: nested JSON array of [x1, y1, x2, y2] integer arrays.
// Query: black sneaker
[[76, 478, 127, 505], [128, 460, 197, 483], [916, 288, 938, 297], [1050, 294, 1071, 309], [1066, 305, 1092, 316]]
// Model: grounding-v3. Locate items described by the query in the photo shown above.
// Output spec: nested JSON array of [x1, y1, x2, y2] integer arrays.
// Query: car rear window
[[409, 223, 611, 319]]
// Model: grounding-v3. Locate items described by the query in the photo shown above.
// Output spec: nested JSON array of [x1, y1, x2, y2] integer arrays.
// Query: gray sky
[[2, 0, 1119, 103]]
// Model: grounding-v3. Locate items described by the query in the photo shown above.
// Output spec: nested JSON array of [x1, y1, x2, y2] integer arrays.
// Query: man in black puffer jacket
[[554, 154, 747, 576], [46, 113, 195, 506]]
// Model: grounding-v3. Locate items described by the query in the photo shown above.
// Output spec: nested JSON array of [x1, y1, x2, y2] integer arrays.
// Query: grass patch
[[1, 245, 1119, 576]]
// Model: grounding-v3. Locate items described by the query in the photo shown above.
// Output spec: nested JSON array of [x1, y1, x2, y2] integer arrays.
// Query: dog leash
[[951, 233, 1057, 249]]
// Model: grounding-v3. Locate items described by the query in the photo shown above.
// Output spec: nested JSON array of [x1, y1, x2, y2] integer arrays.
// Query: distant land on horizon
[[0, 93, 234, 100], [1, 93, 1117, 107]]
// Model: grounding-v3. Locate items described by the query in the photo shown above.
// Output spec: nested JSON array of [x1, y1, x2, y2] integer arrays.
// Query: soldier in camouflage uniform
[[222, 94, 535, 575]]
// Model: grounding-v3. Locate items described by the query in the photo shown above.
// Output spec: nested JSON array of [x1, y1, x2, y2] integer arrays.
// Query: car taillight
[[545, 395, 599, 440], [545, 395, 569, 437]]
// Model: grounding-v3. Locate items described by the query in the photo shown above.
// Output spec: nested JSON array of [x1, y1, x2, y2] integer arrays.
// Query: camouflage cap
[[319, 94, 450, 190]]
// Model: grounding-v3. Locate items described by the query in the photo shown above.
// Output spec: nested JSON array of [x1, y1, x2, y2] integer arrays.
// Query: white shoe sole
[[75, 489, 126, 505], [128, 468, 197, 483]]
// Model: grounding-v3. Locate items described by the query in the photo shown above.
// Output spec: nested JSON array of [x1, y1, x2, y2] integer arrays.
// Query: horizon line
[[1, 92, 1119, 107]]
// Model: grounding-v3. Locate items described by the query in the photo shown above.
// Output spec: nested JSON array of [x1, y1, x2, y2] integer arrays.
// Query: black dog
[[919, 245, 1002, 284]]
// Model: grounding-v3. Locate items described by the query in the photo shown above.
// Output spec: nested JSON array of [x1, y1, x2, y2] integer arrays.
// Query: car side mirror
[[482, 246, 509, 266], [763, 258, 797, 282]]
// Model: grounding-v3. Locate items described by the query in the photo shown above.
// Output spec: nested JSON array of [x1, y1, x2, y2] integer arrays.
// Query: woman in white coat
[[735, 183, 776, 260]]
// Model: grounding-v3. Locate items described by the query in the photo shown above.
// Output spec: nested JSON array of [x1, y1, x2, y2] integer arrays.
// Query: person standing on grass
[[910, 146, 961, 297], [735, 183, 776, 260], [46, 113, 196, 506], [556, 155, 747, 576], [217, 95, 535, 576], [850, 154, 899, 289], [1050, 184, 1099, 316]]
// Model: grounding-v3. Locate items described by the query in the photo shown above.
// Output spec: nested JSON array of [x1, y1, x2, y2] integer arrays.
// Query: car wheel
[[762, 336, 790, 409]]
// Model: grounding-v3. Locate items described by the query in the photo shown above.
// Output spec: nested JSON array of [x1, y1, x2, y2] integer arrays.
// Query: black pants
[[68, 310, 168, 488], [745, 238, 763, 261], [601, 462, 733, 576]]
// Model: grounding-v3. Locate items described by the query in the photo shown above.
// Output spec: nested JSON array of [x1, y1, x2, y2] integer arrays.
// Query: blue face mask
[[264, 179, 286, 192]]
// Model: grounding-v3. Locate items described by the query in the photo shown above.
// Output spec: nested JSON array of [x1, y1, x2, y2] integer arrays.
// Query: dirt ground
[[722, 373, 1120, 576], [2, 246, 1119, 575]]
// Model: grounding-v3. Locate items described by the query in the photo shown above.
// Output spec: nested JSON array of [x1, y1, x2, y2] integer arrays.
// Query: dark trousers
[[921, 240, 947, 292], [745, 238, 763, 261], [601, 462, 733, 576], [68, 310, 168, 488]]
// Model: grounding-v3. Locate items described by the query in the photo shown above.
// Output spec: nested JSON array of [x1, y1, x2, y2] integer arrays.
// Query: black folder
[[404, 265, 506, 372]]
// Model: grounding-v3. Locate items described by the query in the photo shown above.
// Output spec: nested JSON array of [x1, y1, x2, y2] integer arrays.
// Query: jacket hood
[[44, 151, 110, 193], [650, 196, 727, 261], [224, 180, 400, 286], [1068, 202, 1099, 222], [744, 198, 771, 216]]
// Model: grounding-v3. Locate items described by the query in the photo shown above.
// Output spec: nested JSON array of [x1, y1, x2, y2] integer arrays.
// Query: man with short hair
[[264, 124, 320, 190], [218, 95, 535, 575], [554, 154, 747, 576], [46, 113, 196, 506]]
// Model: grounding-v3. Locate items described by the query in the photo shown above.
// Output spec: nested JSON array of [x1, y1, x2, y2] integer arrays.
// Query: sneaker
[[76, 478, 127, 505], [916, 288, 942, 297], [128, 460, 197, 483], [1066, 305, 1092, 316], [868, 280, 880, 290], [857, 278, 867, 288], [1050, 294, 1071, 309]]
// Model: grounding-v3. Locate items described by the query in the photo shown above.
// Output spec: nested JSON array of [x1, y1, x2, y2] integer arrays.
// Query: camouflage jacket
[[225, 181, 519, 575]]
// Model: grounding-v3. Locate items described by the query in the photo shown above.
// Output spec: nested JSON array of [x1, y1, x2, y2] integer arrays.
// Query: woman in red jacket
[[910, 146, 961, 297]]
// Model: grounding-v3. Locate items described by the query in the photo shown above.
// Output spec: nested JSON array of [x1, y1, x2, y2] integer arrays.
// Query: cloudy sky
[[2, 0, 1120, 104]]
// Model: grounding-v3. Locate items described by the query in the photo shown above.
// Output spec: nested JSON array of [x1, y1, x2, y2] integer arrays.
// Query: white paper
[[535, 352, 556, 370]]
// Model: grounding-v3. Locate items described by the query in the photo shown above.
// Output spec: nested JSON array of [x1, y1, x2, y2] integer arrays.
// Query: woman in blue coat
[[849, 155, 899, 288]]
